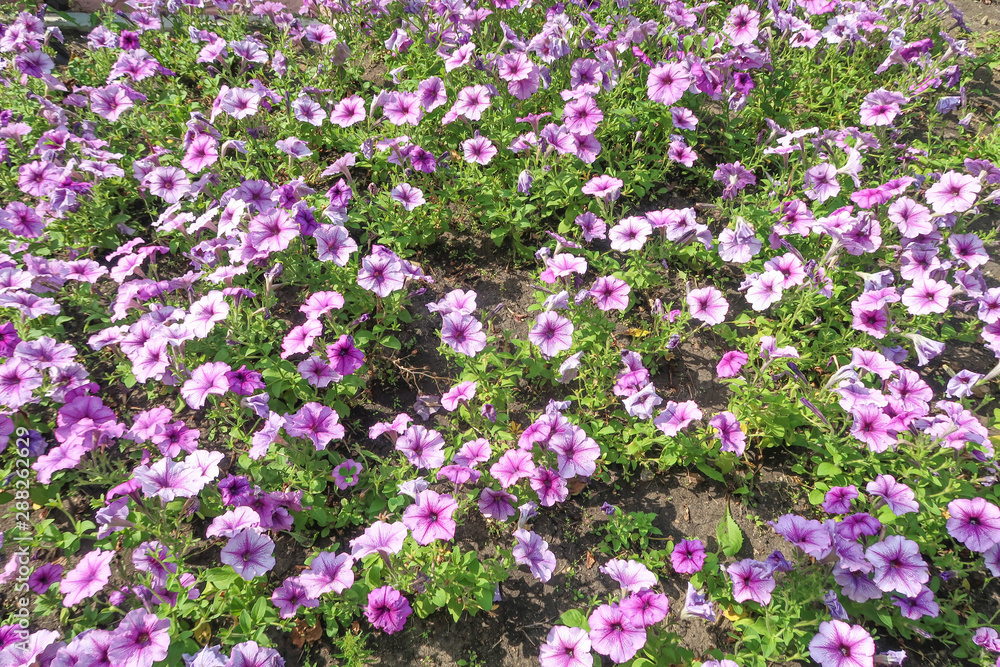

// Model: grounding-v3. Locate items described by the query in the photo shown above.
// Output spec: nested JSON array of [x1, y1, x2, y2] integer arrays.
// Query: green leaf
[[816, 462, 841, 477], [204, 567, 240, 591], [717, 506, 744, 558], [381, 335, 402, 351], [558, 609, 590, 631], [697, 462, 725, 483]]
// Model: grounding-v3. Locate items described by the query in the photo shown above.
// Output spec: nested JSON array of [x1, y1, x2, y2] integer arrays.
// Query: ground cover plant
[[0, 0, 999, 664]]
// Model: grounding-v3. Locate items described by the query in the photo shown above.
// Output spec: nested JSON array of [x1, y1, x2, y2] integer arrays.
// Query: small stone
[[983, 16, 990, 25]]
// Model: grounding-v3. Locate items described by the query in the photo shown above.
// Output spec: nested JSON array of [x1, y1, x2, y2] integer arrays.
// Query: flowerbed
[[0, 0, 999, 665]]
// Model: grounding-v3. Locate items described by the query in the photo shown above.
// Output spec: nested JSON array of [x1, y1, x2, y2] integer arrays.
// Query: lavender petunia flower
[[865, 475, 918, 515], [865, 535, 929, 598], [727, 559, 776, 605], [946, 498, 1000, 552], [808, 620, 875, 667], [220, 529, 275, 580], [588, 603, 647, 663], [538, 625, 592, 667], [513, 529, 557, 582], [299, 551, 354, 598]]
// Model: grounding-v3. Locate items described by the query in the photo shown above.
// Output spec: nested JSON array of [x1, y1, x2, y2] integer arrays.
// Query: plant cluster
[[0, 0, 999, 665]]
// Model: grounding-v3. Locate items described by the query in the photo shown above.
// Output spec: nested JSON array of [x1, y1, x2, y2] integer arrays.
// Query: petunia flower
[[727, 559, 776, 605], [403, 490, 458, 545], [299, 551, 354, 598], [809, 620, 875, 667], [220, 529, 275, 580], [513, 529, 557, 582], [365, 586, 412, 634], [588, 604, 646, 663], [61, 549, 115, 607]]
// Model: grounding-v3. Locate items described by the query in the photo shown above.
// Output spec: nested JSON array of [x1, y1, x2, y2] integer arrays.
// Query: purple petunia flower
[[27, 563, 63, 594], [271, 577, 319, 619], [647, 62, 691, 106], [479, 487, 518, 522], [925, 171, 980, 214], [441, 314, 487, 357], [220, 529, 276, 580], [366, 586, 412, 634], [332, 459, 363, 490], [180, 362, 231, 410], [892, 585, 939, 620], [772, 514, 833, 559], [682, 582, 716, 621], [589, 276, 631, 311], [823, 486, 859, 514]]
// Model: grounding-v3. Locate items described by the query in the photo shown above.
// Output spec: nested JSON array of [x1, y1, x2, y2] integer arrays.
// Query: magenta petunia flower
[[562, 96, 603, 135], [62, 549, 115, 607], [529, 312, 574, 358], [710, 411, 746, 456], [330, 95, 366, 127], [181, 133, 219, 173], [588, 603, 647, 663], [717, 350, 749, 377], [365, 586, 412, 634], [724, 4, 760, 45], [647, 62, 691, 105], [850, 405, 896, 453], [653, 400, 702, 437], [600, 558, 658, 592], [581, 175, 623, 201], [671, 539, 707, 574], [946, 497, 1000, 552], [108, 610, 171, 667], [350, 521, 408, 560], [529, 467, 568, 507], [180, 362, 231, 410], [925, 170, 980, 214], [513, 529, 557, 582], [403, 490, 458, 545], [687, 286, 729, 326], [538, 625, 592, 667], [441, 381, 477, 411], [620, 589, 669, 628], [490, 449, 537, 488], [395, 424, 446, 470], [809, 620, 875, 667]]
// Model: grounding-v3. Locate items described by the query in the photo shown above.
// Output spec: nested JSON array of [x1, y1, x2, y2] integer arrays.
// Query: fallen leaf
[[292, 618, 323, 648], [585, 551, 596, 569]]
